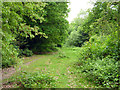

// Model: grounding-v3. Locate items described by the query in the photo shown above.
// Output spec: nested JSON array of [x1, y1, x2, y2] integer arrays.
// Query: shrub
[[80, 56, 119, 88], [66, 31, 82, 46], [2, 31, 18, 68], [2, 43, 18, 68], [77, 34, 119, 88], [31, 43, 57, 54], [18, 49, 24, 57], [57, 51, 68, 58], [21, 48, 33, 57], [10, 71, 56, 88], [65, 29, 89, 47], [80, 34, 119, 60]]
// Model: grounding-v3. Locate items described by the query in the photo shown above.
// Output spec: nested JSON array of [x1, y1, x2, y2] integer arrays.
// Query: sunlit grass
[[7, 47, 96, 88]]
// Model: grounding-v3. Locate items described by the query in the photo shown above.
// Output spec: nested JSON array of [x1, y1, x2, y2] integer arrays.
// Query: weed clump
[[57, 51, 69, 58], [9, 71, 56, 88]]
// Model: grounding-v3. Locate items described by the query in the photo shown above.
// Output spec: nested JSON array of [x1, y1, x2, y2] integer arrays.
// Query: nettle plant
[[10, 71, 56, 88]]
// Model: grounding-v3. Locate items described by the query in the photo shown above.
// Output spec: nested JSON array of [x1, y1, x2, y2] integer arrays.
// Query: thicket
[[78, 34, 119, 88], [2, 2, 69, 68], [70, 2, 120, 88], [9, 71, 56, 88]]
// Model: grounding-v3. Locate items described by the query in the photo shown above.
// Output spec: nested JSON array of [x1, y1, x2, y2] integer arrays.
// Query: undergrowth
[[76, 33, 119, 88], [9, 71, 56, 88]]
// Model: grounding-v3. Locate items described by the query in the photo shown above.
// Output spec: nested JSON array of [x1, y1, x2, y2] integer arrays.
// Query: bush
[[80, 56, 119, 88], [65, 30, 89, 47], [80, 34, 119, 60], [2, 43, 18, 68], [57, 51, 69, 58], [65, 31, 80, 47], [19, 48, 33, 57], [77, 34, 119, 88], [31, 43, 57, 54], [10, 71, 56, 88], [23, 48, 33, 57], [2, 31, 18, 68]]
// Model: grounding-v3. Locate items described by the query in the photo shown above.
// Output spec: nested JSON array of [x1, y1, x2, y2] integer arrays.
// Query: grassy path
[[3, 47, 96, 88]]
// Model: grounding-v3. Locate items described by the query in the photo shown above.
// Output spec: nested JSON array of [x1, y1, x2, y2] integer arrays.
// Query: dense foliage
[[10, 71, 55, 88], [77, 34, 119, 88], [65, 10, 89, 47], [70, 2, 119, 88], [2, 1, 120, 88], [28, 2, 69, 53], [2, 2, 69, 68]]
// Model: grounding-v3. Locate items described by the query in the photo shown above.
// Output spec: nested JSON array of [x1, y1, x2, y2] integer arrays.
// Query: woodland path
[[2, 47, 95, 88], [2, 55, 46, 80]]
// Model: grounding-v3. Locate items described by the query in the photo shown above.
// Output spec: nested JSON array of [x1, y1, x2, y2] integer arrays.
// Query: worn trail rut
[[2, 55, 45, 81]]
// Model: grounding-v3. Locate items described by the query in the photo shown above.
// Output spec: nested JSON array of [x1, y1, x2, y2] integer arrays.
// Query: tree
[[2, 2, 69, 67], [65, 9, 90, 47], [27, 2, 69, 53]]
